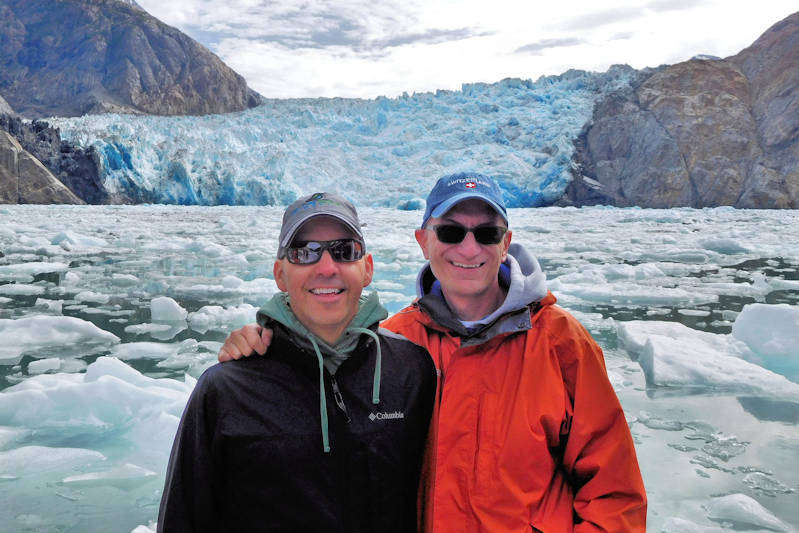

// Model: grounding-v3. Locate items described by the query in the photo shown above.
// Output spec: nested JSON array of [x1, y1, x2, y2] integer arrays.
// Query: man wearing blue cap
[[218, 174, 647, 532]]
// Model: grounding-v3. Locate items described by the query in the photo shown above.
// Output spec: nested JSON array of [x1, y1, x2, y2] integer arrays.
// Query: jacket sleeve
[[554, 316, 647, 532], [157, 373, 218, 533]]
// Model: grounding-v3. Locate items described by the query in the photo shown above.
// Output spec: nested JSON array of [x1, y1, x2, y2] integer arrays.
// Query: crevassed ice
[[48, 68, 636, 207]]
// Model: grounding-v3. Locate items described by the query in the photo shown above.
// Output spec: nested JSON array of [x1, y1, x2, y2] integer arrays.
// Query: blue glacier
[[48, 66, 638, 207]]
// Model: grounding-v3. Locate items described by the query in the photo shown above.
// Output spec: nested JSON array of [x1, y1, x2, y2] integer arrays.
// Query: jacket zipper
[[329, 375, 351, 423]]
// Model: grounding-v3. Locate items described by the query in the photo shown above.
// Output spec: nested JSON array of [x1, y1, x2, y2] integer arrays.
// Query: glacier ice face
[[48, 68, 636, 208]]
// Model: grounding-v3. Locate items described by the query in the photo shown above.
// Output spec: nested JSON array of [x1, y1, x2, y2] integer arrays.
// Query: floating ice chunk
[[172, 277, 278, 300], [0, 427, 27, 448], [188, 303, 257, 333], [221, 275, 243, 288], [601, 263, 666, 280], [62, 463, 157, 491], [51, 231, 109, 249], [27, 358, 62, 375], [678, 309, 711, 317], [131, 522, 157, 533], [112, 342, 183, 361], [150, 296, 188, 321], [660, 517, 726, 533], [34, 298, 63, 313], [0, 446, 106, 477], [701, 435, 747, 461], [124, 323, 174, 335], [184, 239, 232, 257], [0, 357, 192, 433], [743, 471, 796, 496], [559, 282, 717, 307], [74, 290, 111, 304], [0, 315, 119, 358], [700, 238, 749, 255], [0, 283, 46, 296], [732, 304, 799, 376], [0, 261, 68, 283], [617, 320, 799, 398], [111, 273, 140, 286], [705, 493, 790, 532]]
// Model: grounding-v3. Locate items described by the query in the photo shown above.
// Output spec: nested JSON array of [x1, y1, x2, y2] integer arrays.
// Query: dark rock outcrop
[[0, 114, 108, 203], [566, 11, 799, 208], [0, 130, 84, 204], [0, 0, 263, 118]]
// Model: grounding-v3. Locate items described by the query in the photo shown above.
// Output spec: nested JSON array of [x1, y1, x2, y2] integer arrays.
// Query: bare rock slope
[[0, 0, 262, 118], [566, 11, 799, 208]]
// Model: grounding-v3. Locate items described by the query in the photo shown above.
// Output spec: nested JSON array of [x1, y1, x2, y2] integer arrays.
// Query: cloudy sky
[[134, 0, 797, 100]]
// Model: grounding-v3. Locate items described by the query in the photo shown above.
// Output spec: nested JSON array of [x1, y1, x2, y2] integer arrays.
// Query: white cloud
[[135, 0, 799, 99]]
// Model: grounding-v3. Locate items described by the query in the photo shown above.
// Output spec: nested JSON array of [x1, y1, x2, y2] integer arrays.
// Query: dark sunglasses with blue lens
[[284, 239, 365, 264], [430, 223, 507, 245]]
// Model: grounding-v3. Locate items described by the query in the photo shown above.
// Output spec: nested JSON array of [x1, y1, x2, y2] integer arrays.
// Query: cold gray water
[[0, 205, 797, 532]]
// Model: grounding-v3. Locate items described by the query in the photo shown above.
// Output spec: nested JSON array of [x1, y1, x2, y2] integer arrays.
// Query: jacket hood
[[415, 242, 548, 338]]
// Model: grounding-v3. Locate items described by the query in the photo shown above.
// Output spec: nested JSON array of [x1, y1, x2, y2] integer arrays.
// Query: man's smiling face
[[274, 216, 373, 344], [415, 199, 511, 320]]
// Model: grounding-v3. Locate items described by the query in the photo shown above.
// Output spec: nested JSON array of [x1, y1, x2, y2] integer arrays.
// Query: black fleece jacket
[[158, 324, 435, 533]]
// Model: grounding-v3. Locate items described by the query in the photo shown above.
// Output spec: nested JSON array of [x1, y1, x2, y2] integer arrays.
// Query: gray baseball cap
[[277, 192, 364, 258]]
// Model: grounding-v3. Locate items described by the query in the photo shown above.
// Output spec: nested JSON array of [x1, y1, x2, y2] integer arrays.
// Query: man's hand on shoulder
[[218, 324, 273, 362]]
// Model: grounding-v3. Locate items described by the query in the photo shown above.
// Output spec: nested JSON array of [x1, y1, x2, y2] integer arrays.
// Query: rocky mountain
[[565, 11, 799, 208], [0, 114, 108, 203], [0, 129, 84, 204], [0, 0, 263, 118]]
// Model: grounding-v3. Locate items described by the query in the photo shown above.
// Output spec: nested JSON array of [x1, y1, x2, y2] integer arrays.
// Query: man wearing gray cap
[[158, 192, 436, 532]]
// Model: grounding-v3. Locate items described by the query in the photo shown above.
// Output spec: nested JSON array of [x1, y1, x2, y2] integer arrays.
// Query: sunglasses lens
[[473, 227, 506, 245], [433, 225, 505, 245], [287, 242, 322, 264], [329, 240, 364, 262], [287, 240, 364, 264], [434, 225, 467, 244]]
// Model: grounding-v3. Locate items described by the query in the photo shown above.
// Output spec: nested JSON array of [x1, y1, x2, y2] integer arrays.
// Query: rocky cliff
[[0, 129, 84, 204], [566, 11, 799, 208], [0, 114, 109, 203], [0, 0, 263, 118]]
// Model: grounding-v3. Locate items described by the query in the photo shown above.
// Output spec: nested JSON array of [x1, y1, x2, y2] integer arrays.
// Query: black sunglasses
[[284, 239, 365, 264], [430, 224, 507, 245]]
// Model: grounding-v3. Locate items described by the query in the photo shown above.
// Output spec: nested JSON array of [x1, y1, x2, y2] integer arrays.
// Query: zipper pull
[[329, 375, 351, 423]]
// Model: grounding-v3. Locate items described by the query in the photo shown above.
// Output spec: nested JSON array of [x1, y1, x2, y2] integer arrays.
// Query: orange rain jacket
[[381, 244, 647, 533]]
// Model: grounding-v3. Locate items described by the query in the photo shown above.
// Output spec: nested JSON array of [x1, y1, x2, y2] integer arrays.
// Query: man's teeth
[[311, 288, 343, 294], [452, 261, 482, 269]]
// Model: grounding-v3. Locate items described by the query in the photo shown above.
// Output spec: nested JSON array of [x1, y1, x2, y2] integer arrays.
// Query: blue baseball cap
[[421, 172, 508, 228]]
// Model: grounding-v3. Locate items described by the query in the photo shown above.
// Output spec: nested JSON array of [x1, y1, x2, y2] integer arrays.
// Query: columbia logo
[[369, 411, 405, 421]]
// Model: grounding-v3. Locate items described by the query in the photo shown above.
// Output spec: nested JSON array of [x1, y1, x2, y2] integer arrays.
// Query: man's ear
[[501, 230, 512, 261], [414, 229, 430, 260], [362, 254, 374, 287], [273, 260, 288, 291]]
